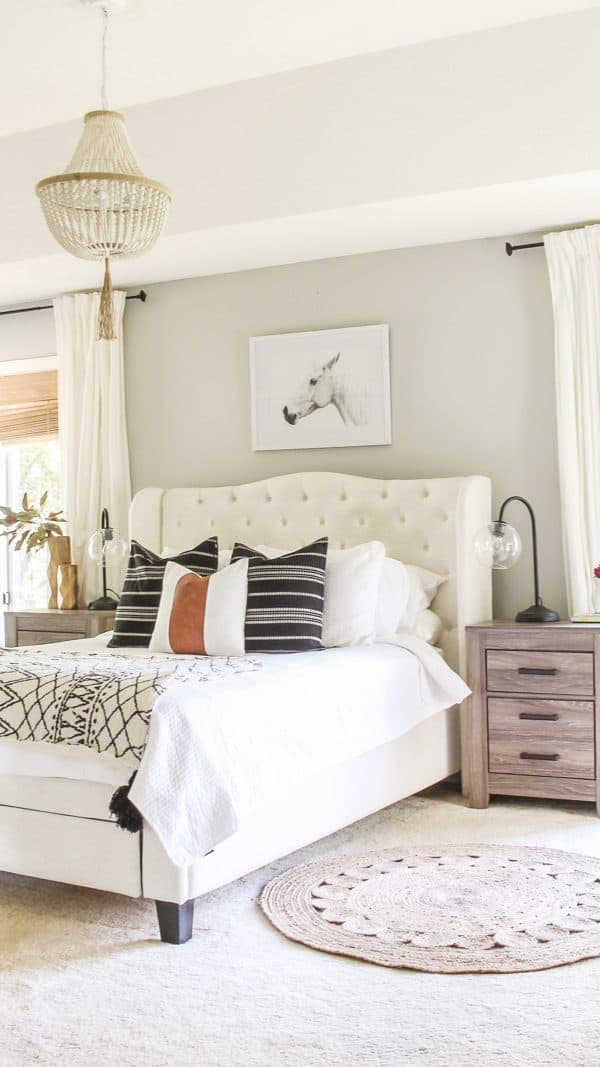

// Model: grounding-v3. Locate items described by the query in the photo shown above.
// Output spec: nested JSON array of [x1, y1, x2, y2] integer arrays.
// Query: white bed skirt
[[0, 704, 459, 904]]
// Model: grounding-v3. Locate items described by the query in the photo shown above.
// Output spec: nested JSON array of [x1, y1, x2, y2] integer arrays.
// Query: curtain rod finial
[[505, 242, 514, 256]]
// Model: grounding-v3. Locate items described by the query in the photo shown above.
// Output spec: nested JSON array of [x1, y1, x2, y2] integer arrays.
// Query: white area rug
[[2, 787, 600, 1067]]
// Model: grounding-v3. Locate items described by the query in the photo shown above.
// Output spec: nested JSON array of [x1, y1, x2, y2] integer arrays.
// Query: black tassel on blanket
[[109, 772, 143, 833]]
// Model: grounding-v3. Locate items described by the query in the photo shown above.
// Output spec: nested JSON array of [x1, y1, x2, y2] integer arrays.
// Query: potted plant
[[0, 492, 70, 608]]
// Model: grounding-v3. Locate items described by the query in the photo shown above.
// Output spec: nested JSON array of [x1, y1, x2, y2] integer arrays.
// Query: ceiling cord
[[101, 7, 109, 110]]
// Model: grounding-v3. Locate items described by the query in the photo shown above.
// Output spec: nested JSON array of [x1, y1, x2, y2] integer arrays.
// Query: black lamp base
[[515, 603, 560, 624], [88, 595, 119, 611]]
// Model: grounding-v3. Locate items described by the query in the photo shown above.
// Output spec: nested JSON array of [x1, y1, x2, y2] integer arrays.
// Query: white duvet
[[0, 632, 469, 866]]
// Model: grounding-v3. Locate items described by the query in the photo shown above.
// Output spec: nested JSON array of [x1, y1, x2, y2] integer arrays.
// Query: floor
[[2, 786, 600, 1067]]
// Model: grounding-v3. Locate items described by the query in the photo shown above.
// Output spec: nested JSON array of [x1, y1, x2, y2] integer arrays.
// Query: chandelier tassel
[[98, 257, 116, 341]]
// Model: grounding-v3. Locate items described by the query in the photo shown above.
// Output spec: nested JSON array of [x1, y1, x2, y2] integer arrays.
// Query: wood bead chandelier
[[36, 1, 171, 340]]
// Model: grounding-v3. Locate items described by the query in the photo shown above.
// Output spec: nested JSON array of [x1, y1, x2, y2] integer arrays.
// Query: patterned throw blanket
[[0, 647, 261, 767]]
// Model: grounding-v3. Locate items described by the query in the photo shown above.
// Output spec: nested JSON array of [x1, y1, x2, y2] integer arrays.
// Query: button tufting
[[246, 519, 251, 526], [422, 488, 430, 498], [282, 517, 288, 526], [381, 490, 388, 499], [177, 520, 182, 527], [266, 495, 272, 503], [230, 494, 237, 503], [197, 497, 203, 505], [359, 517, 365, 525], [302, 494, 309, 502], [423, 544, 430, 551], [340, 493, 347, 502], [320, 518, 325, 525]]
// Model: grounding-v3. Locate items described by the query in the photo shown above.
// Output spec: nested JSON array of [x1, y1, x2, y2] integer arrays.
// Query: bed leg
[[155, 899, 195, 944]]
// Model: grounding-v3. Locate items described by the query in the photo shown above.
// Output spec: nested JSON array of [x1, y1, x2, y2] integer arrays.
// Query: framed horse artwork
[[249, 324, 391, 451]]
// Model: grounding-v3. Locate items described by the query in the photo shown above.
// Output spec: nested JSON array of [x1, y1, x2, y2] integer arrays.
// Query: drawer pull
[[520, 752, 560, 762], [517, 667, 558, 676], [518, 712, 559, 721]]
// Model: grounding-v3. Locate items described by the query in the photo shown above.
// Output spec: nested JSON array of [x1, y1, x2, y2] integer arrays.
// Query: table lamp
[[473, 495, 559, 623], [87, 507, 128, 610]]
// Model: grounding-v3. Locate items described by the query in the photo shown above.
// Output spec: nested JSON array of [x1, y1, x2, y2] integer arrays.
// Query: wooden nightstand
[[465, 621, 600, 815], [3, 609, 115, 648]]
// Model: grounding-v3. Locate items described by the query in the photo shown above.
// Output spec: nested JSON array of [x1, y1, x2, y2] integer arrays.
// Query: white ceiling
[[2, 0, 599, 136], [2, 2, 600, 306]]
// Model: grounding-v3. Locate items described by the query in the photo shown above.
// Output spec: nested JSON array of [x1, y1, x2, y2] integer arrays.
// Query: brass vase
[[58, 563, 78, 611], [47, 535, 72, 609]]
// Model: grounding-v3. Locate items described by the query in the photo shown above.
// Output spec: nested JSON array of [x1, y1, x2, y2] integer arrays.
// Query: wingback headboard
[[130, 472, 492, 676]]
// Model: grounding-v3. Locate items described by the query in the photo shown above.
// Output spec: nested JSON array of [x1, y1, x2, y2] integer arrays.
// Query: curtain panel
[[544, 226, 600, 615], [54, 292, 131, 605]]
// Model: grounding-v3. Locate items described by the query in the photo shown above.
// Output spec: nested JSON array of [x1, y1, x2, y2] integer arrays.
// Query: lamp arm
[[498, 495, 541, 606]]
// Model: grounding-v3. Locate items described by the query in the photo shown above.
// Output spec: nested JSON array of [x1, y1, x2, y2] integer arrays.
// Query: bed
[[0, 472, 491, 943]]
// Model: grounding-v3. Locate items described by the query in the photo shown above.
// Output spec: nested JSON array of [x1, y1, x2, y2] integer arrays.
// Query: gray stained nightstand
[[465, 621, 600, 815], [3, 609, 115, 648]]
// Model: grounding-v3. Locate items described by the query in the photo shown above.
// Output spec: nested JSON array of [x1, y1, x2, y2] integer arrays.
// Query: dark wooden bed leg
[[155, 899, 195, 944]]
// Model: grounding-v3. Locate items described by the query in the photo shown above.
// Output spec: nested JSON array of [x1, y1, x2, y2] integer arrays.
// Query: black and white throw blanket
[[0, 647, 260, 767]]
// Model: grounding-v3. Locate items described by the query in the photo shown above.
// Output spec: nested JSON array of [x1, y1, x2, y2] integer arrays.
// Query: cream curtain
[[544, 226, 600, 614], [54, 292, 131, 605]]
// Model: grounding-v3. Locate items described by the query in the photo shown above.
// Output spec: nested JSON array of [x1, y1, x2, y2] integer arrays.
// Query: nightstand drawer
[[488, 698, 595, 779], [486, 649, 594, 696], [16, 630, 85, 646]]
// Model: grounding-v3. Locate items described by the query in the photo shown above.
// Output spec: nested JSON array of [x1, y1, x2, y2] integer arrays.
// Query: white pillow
[[375, 557, 446, 635], [253, 541, 385, 647], [413, 608, 443, 646], [149, 559, 248, 656]]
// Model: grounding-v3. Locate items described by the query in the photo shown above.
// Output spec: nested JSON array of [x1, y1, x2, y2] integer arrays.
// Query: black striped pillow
[[108, 538, 219, 648], [230, 538, 328, 653]]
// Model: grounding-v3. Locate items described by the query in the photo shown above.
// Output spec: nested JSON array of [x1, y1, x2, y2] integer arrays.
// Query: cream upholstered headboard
[[130, 472, 492, 676]]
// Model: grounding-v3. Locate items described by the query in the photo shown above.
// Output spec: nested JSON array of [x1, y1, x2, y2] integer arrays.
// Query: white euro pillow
[[375, 557, 446, 635], [413, 608, 443, 646], [253, 541, 385, 647]]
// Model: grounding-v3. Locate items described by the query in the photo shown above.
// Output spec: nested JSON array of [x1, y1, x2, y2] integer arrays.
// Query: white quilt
[[0, 633, 470, 867]]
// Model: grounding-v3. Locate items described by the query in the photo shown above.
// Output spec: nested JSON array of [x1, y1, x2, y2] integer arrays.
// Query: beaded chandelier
[[36, 2, 171, 340]]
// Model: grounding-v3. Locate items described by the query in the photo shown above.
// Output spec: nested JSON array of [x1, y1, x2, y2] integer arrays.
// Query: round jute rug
[[260, 844, 600, 973]]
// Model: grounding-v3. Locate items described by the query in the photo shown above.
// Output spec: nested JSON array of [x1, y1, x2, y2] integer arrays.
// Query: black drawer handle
[[518, 712, 559, 721], [520, 752, 560, 761], [517, 667, 558, 676]]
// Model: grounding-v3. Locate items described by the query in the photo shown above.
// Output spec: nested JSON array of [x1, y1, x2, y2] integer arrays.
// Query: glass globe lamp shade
[[87, 527, 128, 567], [473, 521, 522, 571]]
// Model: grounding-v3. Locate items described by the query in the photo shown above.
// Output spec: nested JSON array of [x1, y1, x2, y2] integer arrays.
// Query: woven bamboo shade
[[0, 370, 58, 446], [35, 7, 170, 340]]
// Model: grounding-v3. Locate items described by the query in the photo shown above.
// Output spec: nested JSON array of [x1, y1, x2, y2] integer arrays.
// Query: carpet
[[2, 786, 600, 1066], [261, 843, 600, 973]]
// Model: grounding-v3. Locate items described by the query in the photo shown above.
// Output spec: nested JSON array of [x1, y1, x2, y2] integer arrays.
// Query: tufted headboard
[[130, 472, 491, 676]]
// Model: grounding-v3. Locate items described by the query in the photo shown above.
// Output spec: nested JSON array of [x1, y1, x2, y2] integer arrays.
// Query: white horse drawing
[[282, 352, 368, 428]]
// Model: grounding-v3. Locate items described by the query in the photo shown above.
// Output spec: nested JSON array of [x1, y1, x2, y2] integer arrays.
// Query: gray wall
[[123, 235, 566, 621]]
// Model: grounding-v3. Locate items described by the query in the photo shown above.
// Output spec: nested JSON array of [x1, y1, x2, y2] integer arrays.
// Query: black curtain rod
[[0, 289, 147, 319], [505, 241, 544, 256]]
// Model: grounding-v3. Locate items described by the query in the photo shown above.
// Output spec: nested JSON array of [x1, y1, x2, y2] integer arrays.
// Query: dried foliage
[[0, 492, 66, 554]]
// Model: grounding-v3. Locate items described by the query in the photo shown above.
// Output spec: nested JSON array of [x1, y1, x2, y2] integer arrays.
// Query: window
[[0, 358, 61, 625]]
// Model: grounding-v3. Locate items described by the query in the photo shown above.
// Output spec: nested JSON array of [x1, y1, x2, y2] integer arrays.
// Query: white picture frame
[[249, 324, 391, 452]]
